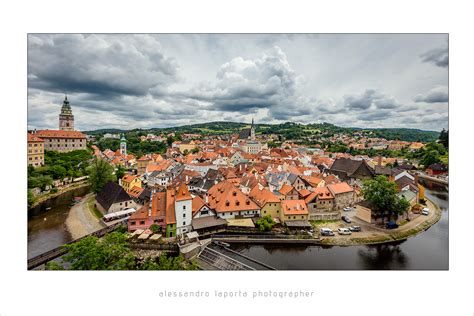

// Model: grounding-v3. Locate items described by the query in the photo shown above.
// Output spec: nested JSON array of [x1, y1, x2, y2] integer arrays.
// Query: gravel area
[[65, 193, 105, 239]]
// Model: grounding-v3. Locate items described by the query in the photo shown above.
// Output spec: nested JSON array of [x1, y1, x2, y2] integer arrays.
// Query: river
[[230, 184, 448, 270], [27, 184, 448, 269], [27, 186, 90, 259]]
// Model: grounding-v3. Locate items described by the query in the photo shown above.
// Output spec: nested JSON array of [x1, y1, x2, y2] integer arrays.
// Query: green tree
[[140, 253, 196, 270], [256, 215, 276, 232], [27, 189, 36, 207], [439, 129, 448, 149], [60, 232, 135, 270], [87, 159, 115, 193], [362, 176, 398, 224], [149, 224, 161, 234], [115, 165, 126, 182], [394, 197, 411, 220]]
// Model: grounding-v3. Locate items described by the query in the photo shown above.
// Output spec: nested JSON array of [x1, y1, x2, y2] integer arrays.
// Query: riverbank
[[318, 198, 442, 246], [29, 181, 89, 209], [65, 193, 105, 239]]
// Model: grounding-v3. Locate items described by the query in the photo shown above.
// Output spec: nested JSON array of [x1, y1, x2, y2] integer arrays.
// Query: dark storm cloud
[[414, 86, 448, 103], [27, 34, 448, 131], [420, 45, 449, 68], [28, 34, 179, 97], [356, 110, 392, 121], [344, 89, 401, 110]]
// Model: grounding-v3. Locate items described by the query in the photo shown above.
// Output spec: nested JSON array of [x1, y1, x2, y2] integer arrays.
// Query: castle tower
[[59, 95, 74, 131], [120, 134, 127, 156], [250, 117, 255, 141]]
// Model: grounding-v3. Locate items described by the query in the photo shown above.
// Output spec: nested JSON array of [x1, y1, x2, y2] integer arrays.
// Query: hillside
[[86, 121, 440, 143]]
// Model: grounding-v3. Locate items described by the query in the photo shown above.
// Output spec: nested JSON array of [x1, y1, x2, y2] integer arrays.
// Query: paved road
[[65, 193, 105, 239]]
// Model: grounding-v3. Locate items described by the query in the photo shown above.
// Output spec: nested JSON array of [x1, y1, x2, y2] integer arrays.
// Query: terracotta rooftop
[[327, 182, 354, 195], [207, 180, 259, 213], [281, 200, 308, 215], [27, 133, 44, 142], [122, 174, 138, 184], [36, 129, 86, 139], [249, 186, 280, 208], [175, 182, 192, 201], [279, 184, 294, 196]]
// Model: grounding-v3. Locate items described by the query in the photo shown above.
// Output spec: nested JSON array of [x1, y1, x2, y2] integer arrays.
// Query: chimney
[[377, 156, 382, 167], [205, 194, 209, 203], [414, 173, 419, 185]]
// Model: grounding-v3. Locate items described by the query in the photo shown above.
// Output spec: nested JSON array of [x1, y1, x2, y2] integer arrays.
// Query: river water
[[27, 184, 448, 269], [27, 186, 90, 259], [231, 184, 448, 270]]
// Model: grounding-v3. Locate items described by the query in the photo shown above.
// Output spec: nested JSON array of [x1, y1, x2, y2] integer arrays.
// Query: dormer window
[[236, 201, 240, 206], [225, 201, 230, 206]]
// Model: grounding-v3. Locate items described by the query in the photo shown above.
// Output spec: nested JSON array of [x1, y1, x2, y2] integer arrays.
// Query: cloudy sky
[[27, 34, 448, 132]]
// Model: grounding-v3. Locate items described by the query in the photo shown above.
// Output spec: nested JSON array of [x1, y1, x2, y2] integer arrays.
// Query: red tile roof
[[327, 182, 354, 195], [36, 129, 86, 139], [175, 183, 192, 201], [27, 133, 44, 142], [281, 200, 308, 215], [207, 180, 259, 213]]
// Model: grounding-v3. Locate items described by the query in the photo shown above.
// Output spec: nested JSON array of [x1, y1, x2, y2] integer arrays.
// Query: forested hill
[[85, 121, 441, 143]]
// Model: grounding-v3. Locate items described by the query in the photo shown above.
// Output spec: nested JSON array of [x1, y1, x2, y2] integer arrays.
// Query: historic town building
[[58, 96, 74, 131], [35, 129, 87, 152], [27, 133, 44, 167], [32, 96, 87, 153]]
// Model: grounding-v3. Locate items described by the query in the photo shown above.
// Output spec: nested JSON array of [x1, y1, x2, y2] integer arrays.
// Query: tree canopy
[[45, 231, 196, 270], [362, 175, 411, 223], [87, 159, 116, 193]]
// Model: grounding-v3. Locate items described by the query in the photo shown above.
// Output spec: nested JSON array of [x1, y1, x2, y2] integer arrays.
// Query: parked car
[[320, 228, 335, 236], [349, 225, 361, 232], [341, 215, 351, 223], [343, 207, 353, 212], [337, 227, 352, 235], [421, 208, 430, 216], [386, 221, 399, 229]]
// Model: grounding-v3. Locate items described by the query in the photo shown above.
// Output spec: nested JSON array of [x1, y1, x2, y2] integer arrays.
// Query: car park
[[349, 225, 361, 232], [337, 227, 352, 235], [341, 215, 351, 223], [320, 228, 335, 236]]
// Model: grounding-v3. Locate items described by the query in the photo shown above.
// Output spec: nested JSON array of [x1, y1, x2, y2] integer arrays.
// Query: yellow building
[[280, 199, 309, 223], [249, 186, 281, 219], [121, 174, 142, 192], [27, 133, 44, 167]]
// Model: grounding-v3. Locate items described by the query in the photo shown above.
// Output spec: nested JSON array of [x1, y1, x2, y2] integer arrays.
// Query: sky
[[27, 34, 448, 132]]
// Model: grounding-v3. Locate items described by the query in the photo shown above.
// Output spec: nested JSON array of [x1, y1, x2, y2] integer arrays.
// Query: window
[[183, 213, 186, 218], [140, 220, 145, 225], [183, 221, 186, 226], [131, 221, 136, 225], [230, 212, 233, 215], [183, 205, 186, 210]]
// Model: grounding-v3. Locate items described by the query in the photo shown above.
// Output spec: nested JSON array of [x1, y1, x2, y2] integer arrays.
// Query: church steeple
[[250, 117, 255, 141], [59, 95, 74, 131]]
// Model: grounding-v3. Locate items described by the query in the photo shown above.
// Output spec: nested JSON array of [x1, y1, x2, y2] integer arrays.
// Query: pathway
[[65, 193, 105, 239]]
